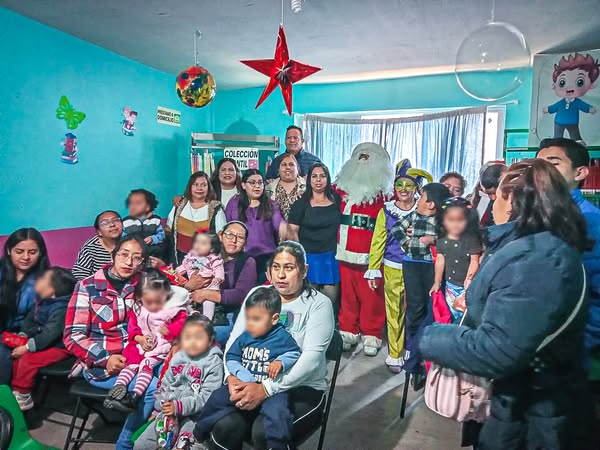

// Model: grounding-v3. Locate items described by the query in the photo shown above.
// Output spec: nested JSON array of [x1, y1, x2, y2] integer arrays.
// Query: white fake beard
[[335, 154, 394, 205]]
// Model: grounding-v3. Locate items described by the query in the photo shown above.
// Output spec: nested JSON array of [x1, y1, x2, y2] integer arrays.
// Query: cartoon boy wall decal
[[544, 52, 599, 143], [122, 107, 138, 136]]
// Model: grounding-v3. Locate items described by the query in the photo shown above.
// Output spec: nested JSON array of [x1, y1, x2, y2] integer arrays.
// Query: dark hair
[[45, 267, 77, 298], [537, 137, 590, 168], [267, 241, 316, 298], [0, 228, 50, 319], [422, 183, 452, 210], [437, 197, 482, 244], [183, 314, 215, 341], [500, 159, 592, 252], [210, 158, 242, 201], [126, 189, 159, 211], [246, 286, 282, 315], [222, 220, 249, 238], [239, 169, 273, 222], [439, 172, 467, 195], [286, 125, 303, 139], [184, 171, 217, 202], [94, 210, 122, 230], [111, 236, 148, 261], [192, 231, 221, 255], [480, 164, 507, 190], [133, 268, 172, 312], [303, 163, 340, 204]]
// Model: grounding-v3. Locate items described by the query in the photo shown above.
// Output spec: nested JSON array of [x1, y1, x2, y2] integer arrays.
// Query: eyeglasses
[[99, 218, 122, 228], [245, 180, 264, 187], [223, 231, 246, 243], [115, 251, 144, 265]]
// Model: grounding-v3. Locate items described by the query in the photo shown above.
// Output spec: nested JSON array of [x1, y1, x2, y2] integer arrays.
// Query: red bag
[[431, 291, 452, 325], [2, 331, 28, 348]]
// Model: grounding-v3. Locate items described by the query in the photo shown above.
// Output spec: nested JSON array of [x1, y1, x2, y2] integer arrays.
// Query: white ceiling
[[2, 0, 600, 89]]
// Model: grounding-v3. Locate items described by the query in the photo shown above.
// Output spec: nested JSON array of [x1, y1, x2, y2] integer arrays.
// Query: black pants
[[203, 386, 325, 450], [403, 261, 434, 336]]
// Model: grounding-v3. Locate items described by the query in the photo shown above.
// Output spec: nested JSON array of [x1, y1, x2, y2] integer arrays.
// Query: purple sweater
[[221, 256, 257, 306], [225, 196, 284, 257]]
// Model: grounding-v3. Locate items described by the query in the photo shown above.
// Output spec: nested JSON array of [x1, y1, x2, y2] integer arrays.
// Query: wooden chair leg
[[400, 373, 411, 419]]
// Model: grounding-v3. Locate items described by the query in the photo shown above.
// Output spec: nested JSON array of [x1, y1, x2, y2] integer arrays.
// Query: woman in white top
[[210, 158, 242, 208], [166, 171, 227, 265], [205, 241, 335, 450]]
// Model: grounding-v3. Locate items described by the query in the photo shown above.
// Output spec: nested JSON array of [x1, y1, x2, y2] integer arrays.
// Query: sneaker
[[14, 392, 34, 411], [340, 331, 360, 352], [363, 335, 382, 357], [385, 355, 405, 373], [103, 384, 128, 409]]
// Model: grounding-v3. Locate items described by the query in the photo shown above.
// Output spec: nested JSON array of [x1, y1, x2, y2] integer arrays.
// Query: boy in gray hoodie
[[133, 315, 223, 450]]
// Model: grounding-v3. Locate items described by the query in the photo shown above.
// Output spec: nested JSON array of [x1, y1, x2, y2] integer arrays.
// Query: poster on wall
[[224, 147, 259, 170], [529, 50, 600, 146], [157, 106, 181, 127], [122, 107, 138, 136]]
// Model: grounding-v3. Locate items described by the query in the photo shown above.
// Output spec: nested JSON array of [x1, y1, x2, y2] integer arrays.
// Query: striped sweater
[[72, 236, 113, 281]]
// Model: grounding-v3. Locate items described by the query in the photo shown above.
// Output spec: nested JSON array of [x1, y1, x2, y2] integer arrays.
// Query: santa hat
[[394, 159, 433, 189]]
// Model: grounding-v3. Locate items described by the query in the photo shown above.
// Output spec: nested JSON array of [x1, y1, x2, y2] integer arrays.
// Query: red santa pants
[[11, 347, 70, 393], [338, 262, 386, 338]]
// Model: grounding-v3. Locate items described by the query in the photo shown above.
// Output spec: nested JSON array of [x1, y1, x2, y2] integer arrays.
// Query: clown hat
[[394, 159, 433, 189]]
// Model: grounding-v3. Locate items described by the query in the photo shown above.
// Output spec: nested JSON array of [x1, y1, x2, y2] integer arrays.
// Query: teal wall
[[0, 7, 213, 234]]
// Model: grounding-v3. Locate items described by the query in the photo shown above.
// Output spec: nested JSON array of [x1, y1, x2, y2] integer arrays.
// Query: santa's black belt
[[341, 214, 376, 231]]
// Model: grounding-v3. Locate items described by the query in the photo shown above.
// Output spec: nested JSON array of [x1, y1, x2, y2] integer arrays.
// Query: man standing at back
[[266, 126, 322, 181]]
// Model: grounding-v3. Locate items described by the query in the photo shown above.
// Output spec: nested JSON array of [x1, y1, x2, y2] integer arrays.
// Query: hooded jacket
[[22, 294, 71, 351]]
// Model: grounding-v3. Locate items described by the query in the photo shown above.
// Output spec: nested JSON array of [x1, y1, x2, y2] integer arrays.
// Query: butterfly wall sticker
[[56, 96, 86, 130]]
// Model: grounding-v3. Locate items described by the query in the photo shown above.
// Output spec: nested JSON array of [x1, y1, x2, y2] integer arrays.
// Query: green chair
[[0, 385, 59, 450]]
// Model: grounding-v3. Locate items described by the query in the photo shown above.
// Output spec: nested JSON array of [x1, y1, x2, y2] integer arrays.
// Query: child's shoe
[[363, 335, 382, 357], [103, 383, 127, 410], [340, 331, 360, 352], [116, 391, 141, 412], [13, 391, 34, 411]]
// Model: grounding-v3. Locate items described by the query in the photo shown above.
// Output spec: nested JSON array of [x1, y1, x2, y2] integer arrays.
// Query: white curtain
[[303, 107, 486, 190]]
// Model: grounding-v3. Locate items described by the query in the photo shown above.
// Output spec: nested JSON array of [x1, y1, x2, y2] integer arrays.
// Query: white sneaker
[[363, 335, 382, 357], [14, 392, 34, 411], [340, 331, 360, 351]]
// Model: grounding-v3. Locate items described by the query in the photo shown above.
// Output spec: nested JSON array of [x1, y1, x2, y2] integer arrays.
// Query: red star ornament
[[241, 25, 321, 116]]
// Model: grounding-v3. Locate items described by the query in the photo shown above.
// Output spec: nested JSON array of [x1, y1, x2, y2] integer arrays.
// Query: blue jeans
[[214, 313, 235, 346], [83, 366, 160, 450], [0, 343, 13, 385]]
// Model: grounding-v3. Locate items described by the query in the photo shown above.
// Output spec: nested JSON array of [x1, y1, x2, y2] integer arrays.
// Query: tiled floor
[[27, 341, 464, 449]]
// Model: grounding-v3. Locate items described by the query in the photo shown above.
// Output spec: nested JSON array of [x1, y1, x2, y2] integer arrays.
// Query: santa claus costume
[[334, 143, 394, 356], [364, 160, 432, 372]]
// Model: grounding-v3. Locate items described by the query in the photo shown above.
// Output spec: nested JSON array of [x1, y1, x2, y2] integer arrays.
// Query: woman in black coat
[[420, 159, 594, 450]]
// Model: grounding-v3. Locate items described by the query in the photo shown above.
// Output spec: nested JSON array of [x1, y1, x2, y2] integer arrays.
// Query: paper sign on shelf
[[224, 147, 259, 170], [157, 106, 181, 127]]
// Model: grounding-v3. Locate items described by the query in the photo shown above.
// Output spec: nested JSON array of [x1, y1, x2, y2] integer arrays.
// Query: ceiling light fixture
[[291, 0, 303, 13]]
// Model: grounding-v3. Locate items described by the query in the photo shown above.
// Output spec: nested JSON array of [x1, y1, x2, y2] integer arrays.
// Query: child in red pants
[[10, 267, 76, 410]]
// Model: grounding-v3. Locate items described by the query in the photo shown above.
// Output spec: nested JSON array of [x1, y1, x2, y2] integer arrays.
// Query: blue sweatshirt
[[226, 323, 301, 383]]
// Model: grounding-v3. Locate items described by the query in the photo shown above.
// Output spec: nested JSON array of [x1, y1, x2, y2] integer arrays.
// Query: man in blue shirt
[[537, 137, 600, 375], [265, 125, 322, 180]]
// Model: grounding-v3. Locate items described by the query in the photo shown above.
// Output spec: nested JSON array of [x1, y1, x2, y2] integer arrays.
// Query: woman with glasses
[[225, 170, 286, 284], [72, 210, 123, 280], [265, 153, 306, 220], [167, 171, 227, 266], [64, 236, 160, 449]]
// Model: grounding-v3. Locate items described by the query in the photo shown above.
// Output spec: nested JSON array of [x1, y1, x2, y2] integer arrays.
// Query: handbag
[[424, 265, 587, 423], [431, 290, 452, 325]]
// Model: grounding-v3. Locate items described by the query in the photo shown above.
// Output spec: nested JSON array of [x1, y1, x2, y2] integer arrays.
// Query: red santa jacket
[[334, 187, 387, 266]]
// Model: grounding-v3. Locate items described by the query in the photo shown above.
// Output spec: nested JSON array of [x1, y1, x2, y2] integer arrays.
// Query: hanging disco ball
[[175, 65, 217, 108], [455, 21, 531, 101]]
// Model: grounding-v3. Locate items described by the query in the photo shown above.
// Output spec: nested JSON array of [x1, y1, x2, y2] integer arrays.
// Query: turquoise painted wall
[[0, 7, 214, 235]]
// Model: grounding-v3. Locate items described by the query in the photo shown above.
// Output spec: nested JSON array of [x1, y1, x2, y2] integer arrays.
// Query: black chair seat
[[69, 379, 109, 400], [38, 356, 76, 377]]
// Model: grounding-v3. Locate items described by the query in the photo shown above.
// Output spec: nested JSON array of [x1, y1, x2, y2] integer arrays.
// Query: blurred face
[[180, 323, 213, 358], [243, 174, 264, 200], [190, 176, 209, 202], [416, 191, 435, 216], [537, 146, 586, 190], [284, 128, 303, 155], [553, 69, 595, 100], [443, 207, 468, 237], [192, 233, 213, 257], [394, 178, 417, 202], [443, 177, 464, 197], [97, 212, 123, 240], [128, 193, 150, 218], [245, 305, 279, 338], [141, 288, 169, 313], [268, 251, 305, 300], [492, 182, 512, 225], [219, 161, 237, 188], [220, 223, 246, 256], [481, 186, 497, 201], [279, 156, 298, 182], [112, 240, 144, 278], [9, 239, 40, 274], [35, 270, 56, 298], [310, 167, 328, 193]]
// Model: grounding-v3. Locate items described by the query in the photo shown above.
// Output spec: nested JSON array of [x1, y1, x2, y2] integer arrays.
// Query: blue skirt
[[306, 251, 340, 285]]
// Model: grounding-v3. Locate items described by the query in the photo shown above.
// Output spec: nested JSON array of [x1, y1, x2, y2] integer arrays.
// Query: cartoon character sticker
[[543, 53, 599, 144], [122, 107, 138, 136], [61, 132, 78, 165]]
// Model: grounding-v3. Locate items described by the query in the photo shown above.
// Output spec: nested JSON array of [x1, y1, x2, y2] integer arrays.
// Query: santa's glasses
[[394, 179, 417, 192]]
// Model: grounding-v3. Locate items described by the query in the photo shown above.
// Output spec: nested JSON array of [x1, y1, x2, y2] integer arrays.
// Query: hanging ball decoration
[[175, 65, 216, 108], [455, 22, 531, 101]]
